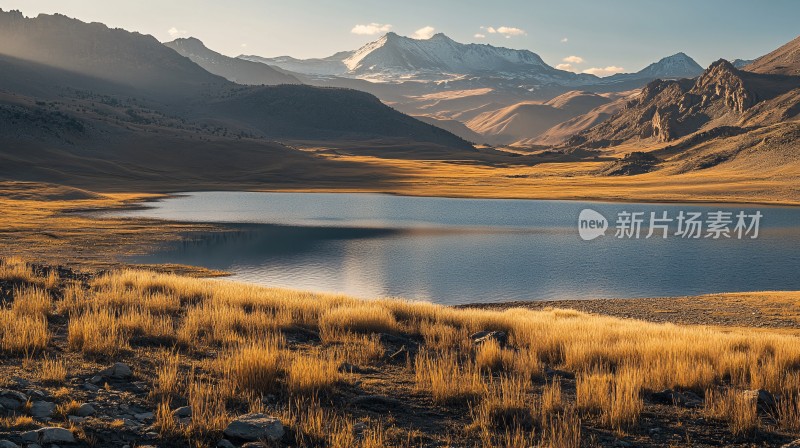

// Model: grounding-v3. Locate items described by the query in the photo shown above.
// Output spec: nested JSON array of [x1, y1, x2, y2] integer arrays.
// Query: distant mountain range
[[164, 37, 302, 86], [0, 7, 796, 190], [0, 9, 474, 188], [237, 32, 729, 145], [241, 32, 706, 87]]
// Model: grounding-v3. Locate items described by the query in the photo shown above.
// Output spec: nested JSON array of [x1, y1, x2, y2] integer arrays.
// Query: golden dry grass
[[39, 356, 68, 384], [704, 388, 759, 436], [4, 260, 800, 445]]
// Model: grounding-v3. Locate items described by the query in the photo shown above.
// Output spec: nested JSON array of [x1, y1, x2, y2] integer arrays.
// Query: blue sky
[[1, 0, 798, 75]]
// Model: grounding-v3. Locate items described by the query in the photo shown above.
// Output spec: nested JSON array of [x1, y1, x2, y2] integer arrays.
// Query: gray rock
[[217, 440, 236, 448], [10, 377, 30, 388], [27, 444, 41, 448], [82, 382, 100, 391], [135, 412, 154, 421], [74, 403, 96, 417], [0, 389, 28, 410], [241, 443, 268, 448], [22, 428, 75, 444], [224, 414, 284, 442], [123, 418, 139, 428], [744, 389, 777, 412], [67, 416, 86, 425], [650, 389, 702, 408], [20, 431, 39, 443], [27, 390, 48, 400], [99, 362, 132, 380], [30, 401, 56, 419], [172, 406, 192, 418], [0, 440, 20, 448], [471, 330, 507, 346]]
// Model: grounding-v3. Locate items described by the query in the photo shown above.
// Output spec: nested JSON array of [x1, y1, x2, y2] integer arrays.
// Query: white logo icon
[[578, 209, 608, 241]]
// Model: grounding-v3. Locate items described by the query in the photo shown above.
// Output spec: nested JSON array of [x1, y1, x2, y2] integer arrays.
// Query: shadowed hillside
[[0, 9, 476, 189], [164, 37, 303, 86]]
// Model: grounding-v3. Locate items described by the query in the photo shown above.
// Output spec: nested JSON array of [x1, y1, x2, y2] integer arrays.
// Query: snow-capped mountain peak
[[341, 32, 563, 82], [636, 52, 704, 79]]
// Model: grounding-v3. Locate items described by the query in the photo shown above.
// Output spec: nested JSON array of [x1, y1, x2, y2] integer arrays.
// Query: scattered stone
[[123, 418, 140, 428], [650, 389, 702, 408], [67, 416, 86, 425], [471, 330, 507, 346], [82, 382, 100, 392], [744, 389, 776, 413], [0, 440, 20, 448], [217, 440, 236, 448], [172, 406, 192, 418], [21, 428, 75, 445], [135, 412, 154, 421], [0, 389, 28, 410], [224, 414, 284, 442], [26, 390, 48, 400], [74, 403, 96, 417], [30, 401, 56, 419], [10, 377, 29, 388], [98, 362, 132, 380]]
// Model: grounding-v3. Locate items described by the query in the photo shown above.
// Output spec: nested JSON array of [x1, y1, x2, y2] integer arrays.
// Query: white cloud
[[496, 26, 526, 36], [562, 55, 584, 64], [582, 66, 625, 77], [351, 23, 393, 35], [241, 43, 248, 48], [481, 25, 526, 37], [167, 27, 187, 38], [561, 37, 569, 43], [556, 63, 576, 72], [412, 26, 436, 39], [474, 33, 486, 39]]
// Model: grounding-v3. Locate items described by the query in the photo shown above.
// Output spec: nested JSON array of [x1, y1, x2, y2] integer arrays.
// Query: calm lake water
[[111, 192, 800, 304]]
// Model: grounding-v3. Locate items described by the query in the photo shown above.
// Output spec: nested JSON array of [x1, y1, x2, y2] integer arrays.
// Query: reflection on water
[[115, 192, 800, 304]]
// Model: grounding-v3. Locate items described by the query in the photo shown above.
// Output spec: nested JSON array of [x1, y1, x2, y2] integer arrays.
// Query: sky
[[1, 0, 798, 76]]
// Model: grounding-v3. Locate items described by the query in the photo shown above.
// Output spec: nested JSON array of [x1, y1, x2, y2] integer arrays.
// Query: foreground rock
[[471, 330, 507, 346], [650, 389, 702, 408], [94, 362, 133, 382], [0, 389, 28, 410], [224, 414, 284, 442], [21, 427, 75, 444]]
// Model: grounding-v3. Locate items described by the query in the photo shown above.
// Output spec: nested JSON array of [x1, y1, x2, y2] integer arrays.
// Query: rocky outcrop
[[571, 59, 799, 147]]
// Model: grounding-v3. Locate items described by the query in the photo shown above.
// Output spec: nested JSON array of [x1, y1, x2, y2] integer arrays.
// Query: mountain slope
[[745, 35, 800, 75], [521, 91, 639, 146], [570, 59, 800, 148], [0, 9, 227, 100], [164, 37, 302, 85], [0, 7, 476, 190], [465, 91, 614, 145]]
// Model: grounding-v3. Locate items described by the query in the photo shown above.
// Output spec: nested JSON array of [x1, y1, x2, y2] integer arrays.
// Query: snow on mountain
[[240, 32, 595, 85], [606, 53, 703, 83], [239, 52, 352, 76]]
